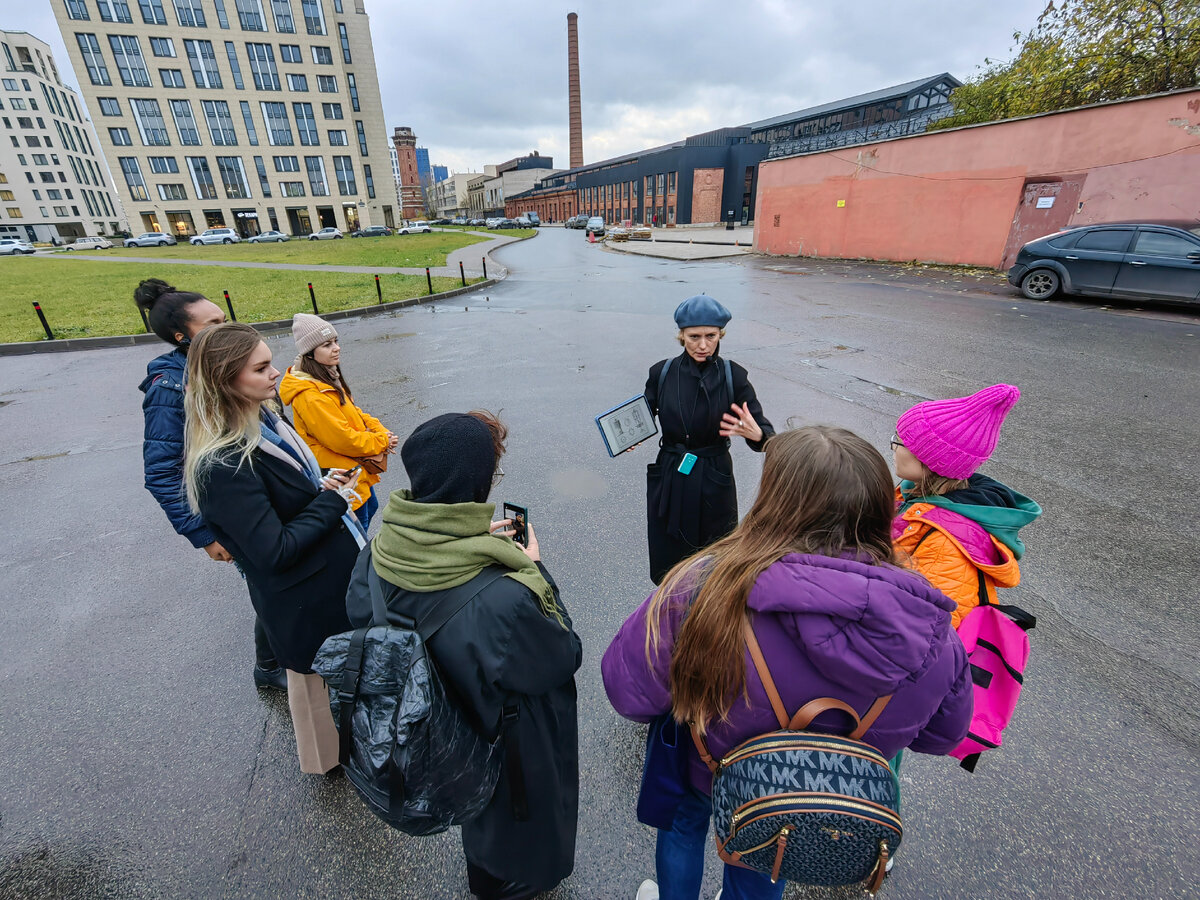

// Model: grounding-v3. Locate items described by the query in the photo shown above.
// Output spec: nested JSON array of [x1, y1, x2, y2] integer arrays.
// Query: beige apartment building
[[52, 0, 393, 238], [0, 29, 124, 242]]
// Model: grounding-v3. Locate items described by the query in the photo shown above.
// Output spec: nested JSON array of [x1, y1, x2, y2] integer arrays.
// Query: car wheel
[[335, 234, 342, 239], [25, 248, 36, 254], [1020, 268, 1060, 300]]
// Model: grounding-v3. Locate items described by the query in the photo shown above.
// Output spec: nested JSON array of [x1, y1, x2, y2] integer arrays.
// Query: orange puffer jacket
[[279, 368, 390, 511], [894, 496, 1021, 630]]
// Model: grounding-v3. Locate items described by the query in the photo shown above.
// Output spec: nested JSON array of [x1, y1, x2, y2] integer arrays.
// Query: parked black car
[[351, 225, 392, 237], [1008, 221, 1200, 305], [565, 215, 587, 229]]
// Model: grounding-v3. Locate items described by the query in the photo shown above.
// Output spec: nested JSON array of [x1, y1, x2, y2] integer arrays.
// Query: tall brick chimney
[[567, 12, 583, 169]]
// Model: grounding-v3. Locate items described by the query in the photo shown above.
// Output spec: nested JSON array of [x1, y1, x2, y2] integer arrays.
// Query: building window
[[321, 102, 342, 119], [130, 98, 171, 145], [279, 44, 302, 64], [270, 0, 296, 34], [246, 43, 279, 91], [158, 183, 187, 200], [337, 22, 352, 64], [301, 0, 325, 35], [346, 73, 359, 111], [239, 100, 258, 145], [5, 207, 24, 218], [225, 42, 244, 89], [234, 0, 266, 31], [354, 120, 367, 156], [668, 171, 676, 192], [287, 73, 308, 91], [316, 74, 337, 93], [109, 126, 132, 145], [148, 156, 179, 173], [172, 0, 206, 26], [65, 0, 90, 19], [281, 181, 304, 196], [260, 102, 292, 145], [76, 35, 112, 86], [327, 128, 346, 145], [98, 1, 134, 23], [186, 156, 217, 199], [212, 0, 230, 28], [119, 156, 149, 200], [202, 100, 238, 145], [304, 155, 327, 195], [98, 97, 122, 116], [272, 154, 299, 172], [150, 36, 175, 56], [216, 156, 250, 198], [184, 40, 222, 89], [363, 163, 374, 199], [138, 0, 168, 26], [311, 45, 332, 65], [333, 155, 355, 195], [253, 155, 271, 196], [160, 68, 186, 88], [292, 102, 318, 145], [170, 99, 201, 145]]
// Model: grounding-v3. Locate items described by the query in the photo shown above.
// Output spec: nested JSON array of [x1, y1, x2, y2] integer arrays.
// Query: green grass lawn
[[95, 230, 489, 268], [0, 257, 477, 343], [435, 225, 539, 240]]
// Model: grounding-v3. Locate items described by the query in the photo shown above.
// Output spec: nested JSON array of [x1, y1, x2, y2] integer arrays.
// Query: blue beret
[[673, 294, 732, 329]]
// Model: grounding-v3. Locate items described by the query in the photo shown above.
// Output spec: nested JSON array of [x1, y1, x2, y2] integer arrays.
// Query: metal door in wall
[[1001, 177, 1086, 270]]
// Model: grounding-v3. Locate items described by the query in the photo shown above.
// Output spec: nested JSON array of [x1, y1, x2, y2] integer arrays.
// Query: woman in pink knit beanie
[[890, 384, 1042, 629]]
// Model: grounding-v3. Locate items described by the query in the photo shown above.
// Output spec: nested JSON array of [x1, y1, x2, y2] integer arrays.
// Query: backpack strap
[[501, 703, 529, 821], [337, 627, 370, 766], [417, 568, 508, 641]]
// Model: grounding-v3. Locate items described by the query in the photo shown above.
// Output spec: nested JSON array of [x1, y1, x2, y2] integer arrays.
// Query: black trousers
[[253, 616, 279, 667]]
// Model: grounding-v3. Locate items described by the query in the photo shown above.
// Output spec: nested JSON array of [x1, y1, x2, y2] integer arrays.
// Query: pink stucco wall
[[754, 90, 1200, 268]]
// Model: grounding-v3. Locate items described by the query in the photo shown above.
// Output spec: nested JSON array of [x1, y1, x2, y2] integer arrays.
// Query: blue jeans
[[355, 486, 378, 532], [655, 789, 787, 900]]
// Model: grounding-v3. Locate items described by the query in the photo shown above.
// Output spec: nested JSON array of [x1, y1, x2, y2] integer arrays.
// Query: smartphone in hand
[[503, 503, 529, 547]]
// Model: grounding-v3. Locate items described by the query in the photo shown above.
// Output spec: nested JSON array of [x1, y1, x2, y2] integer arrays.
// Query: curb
[[0, 277, 500, 357], [601, 240, 754, 262]]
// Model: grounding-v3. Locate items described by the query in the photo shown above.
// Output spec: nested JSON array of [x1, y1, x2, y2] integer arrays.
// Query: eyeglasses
[[889, 435, 904, 451], [491, 466, 504, 487]]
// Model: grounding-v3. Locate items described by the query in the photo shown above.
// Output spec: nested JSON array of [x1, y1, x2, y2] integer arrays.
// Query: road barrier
[[308, 282, 319, 314], [32, 302, 54, 341], [223, 290, 238, 322]]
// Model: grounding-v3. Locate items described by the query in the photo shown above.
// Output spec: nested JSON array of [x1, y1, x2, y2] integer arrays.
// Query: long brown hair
[[184, 323, 271, 510], [297, 352, 352, 406], [646, 426, 900, 733]]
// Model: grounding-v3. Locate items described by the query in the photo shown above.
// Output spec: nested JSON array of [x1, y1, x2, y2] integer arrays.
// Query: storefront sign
[[235, 211, 259, 218]]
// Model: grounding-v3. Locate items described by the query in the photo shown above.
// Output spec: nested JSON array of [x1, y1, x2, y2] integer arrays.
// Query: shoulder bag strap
[[656, 357, 672, 407], [723, 358, 733, 412]]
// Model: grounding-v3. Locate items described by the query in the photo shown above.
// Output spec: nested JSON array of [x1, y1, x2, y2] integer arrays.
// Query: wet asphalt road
[[1, 227, 1198, 899]]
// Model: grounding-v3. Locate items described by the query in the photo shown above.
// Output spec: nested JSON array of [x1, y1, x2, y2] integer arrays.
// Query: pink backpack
[[950, 572, 1036, 772]]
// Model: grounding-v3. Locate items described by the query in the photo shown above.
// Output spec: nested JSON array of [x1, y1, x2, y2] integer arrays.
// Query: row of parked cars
[[566, 215, 607, 236]]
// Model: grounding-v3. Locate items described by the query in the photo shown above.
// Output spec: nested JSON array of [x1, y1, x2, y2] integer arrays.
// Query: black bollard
[[223, 290, 237, 321], [374, 274, 382, 303], [32, 302, 54, 341], [459, 260, 466, 286], [425, 267, 433, 295], [482, 257, 487, 279], [308, 282, 319, 314]]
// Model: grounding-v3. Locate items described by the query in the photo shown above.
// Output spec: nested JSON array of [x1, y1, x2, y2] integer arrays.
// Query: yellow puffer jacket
[[279, 368, 390, 510], [894, 498, 1022, 630]]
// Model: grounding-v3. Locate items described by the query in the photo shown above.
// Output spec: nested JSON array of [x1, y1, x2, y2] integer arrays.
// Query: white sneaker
[[886, 854, 896, 872], [636, 879, 660, 900]]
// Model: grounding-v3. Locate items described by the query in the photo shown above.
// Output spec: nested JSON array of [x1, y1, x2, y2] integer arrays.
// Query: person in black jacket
[[644, 295, 774, 584], [345, 411, 582, 900], [184, 323, 363, 774], [134, 278, 287, 692]]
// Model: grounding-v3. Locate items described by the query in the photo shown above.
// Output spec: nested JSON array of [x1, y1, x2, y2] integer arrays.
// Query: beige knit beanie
[[292, 313, 337, 356]]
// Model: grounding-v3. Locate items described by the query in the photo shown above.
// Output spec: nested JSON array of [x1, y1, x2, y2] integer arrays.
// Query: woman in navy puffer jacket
[[136, 278, 286, 690], [603, 426, 973, 900]]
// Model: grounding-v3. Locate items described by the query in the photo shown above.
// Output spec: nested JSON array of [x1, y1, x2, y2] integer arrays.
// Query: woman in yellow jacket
[[280, 313, 397, 531]]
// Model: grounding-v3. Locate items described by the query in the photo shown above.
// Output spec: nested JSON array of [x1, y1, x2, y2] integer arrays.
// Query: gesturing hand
[[719, 402, 763, 443]]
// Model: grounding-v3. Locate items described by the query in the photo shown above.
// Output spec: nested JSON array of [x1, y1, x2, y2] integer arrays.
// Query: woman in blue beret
[[643, 295, 774, 583]]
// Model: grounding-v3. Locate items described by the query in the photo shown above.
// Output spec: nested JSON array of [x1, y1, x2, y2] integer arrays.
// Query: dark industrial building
[[507, 74, 961, 227]]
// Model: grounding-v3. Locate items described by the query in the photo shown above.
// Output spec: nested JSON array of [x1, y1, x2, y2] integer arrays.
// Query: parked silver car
[[397, 222, 432, 235], [0, 237, 36, 255], [190, 228, 241, 245], [308, 227, 343, 240], [66, 235, 115, 250], [248, 230, 290, 243], [124, 232, 177, 247]]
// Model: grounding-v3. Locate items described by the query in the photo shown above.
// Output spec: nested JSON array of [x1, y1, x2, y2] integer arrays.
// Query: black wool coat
[[644, 350, 774, 583], [197, 450, 356, 672], [346, 549, 583, 891]]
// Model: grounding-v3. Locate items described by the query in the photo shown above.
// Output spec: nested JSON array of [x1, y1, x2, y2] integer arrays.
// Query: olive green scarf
[[371, 490, 564, 628]]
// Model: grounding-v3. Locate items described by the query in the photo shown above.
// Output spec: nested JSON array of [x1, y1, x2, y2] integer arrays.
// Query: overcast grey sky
[[6, 0, 1049, 173]]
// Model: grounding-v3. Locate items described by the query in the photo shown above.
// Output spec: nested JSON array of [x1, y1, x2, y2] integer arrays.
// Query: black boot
[[254, 617, 288, 692]]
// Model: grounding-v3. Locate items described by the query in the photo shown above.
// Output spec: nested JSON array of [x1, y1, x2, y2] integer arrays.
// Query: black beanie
[[401, 413, 496, 504]]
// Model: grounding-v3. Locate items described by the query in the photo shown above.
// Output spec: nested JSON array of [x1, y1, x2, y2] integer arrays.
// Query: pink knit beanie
[[896, 384, 1020, 479], [292, 312, 337, 356]]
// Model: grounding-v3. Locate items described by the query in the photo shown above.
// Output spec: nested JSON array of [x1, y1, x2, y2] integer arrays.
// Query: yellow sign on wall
[[836, 200, 846, 208]]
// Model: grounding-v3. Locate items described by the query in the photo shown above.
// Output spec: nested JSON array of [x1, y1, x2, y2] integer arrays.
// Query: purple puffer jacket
[[602, 553, 973, 795]]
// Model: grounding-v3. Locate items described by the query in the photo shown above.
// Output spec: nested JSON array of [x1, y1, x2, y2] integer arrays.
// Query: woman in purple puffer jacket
[[602, 426, 973, 900]]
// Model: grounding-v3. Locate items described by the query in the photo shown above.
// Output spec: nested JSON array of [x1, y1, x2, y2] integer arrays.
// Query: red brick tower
[[392, 127, 424, 220], [567, 13, 584, 169]]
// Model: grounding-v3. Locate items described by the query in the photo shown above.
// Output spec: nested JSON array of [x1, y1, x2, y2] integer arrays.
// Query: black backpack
[[311, 566, 511, 835]]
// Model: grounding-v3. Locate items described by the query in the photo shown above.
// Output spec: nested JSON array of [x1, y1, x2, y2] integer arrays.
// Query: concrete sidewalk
[[601, 224, 754, 260]]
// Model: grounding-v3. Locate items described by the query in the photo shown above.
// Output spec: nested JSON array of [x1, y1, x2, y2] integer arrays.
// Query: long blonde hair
[[645, 426, 901, 733], [184, 323, 270, 512]]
